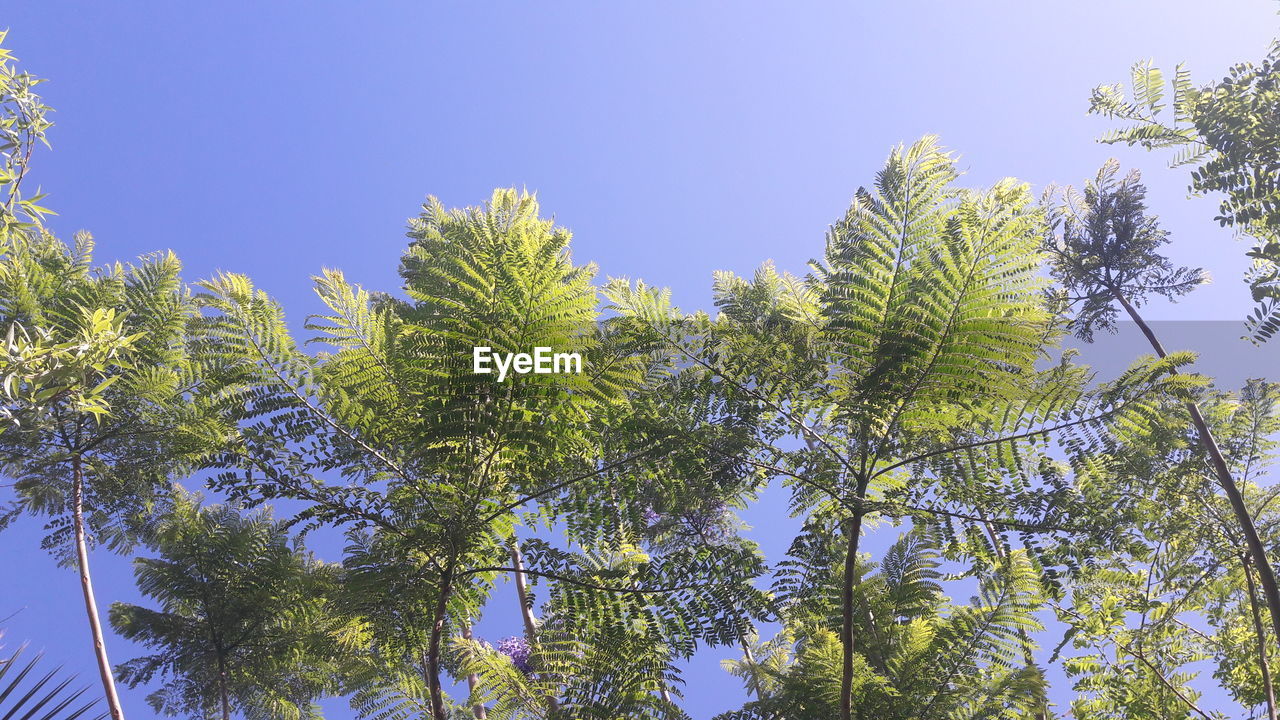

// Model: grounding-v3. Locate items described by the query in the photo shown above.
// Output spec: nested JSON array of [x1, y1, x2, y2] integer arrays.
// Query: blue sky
[[2, 2, 1279, 717]]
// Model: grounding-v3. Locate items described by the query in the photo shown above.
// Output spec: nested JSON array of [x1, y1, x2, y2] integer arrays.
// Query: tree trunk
[[216, 659, 231, 720], [72, 455, 126, 720], [206, 598, 232, 720], [218, 681, 230, 720], [510, 540, 538, 639], [1111, 287, 1280, 646], [510, 538, 561, 715], [840, 477, 869, 720], [1246, 554, 1279, 720], [428, 572, 454, 720], [463, 622, 487, 719]]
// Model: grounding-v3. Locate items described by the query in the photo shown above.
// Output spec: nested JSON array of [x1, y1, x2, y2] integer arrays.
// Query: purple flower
[[497, 636, 532, 673], [685, 501, 731, 540]]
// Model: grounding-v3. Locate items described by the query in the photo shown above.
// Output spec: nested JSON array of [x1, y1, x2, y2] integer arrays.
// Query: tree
[[716, 530, 1047, 720], [109, 487, 344, 720], [0, 32, 124, 437], [0, 33, 221, 720], [0, 234, 220, 720], [1040, 378, 1280, 720], [1089, 42, 1280, 341], [0, 29, 54, 234], [1043, 160, 1280, 660], [195, 190, 767, 720], [609, 137, 1166, 719], [451, 542, 708, 720]]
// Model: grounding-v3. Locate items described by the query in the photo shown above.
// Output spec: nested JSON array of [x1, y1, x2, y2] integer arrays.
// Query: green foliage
[[0, 229, 220, 555], [194, 189, 631, 534], [0, 30, 223, 544], [608, 137, 1164, 537], [1, 310, 138, 432], [612, 137, 1061, 509], [1043, 156, 1280, 720], [1090, 43, 1280, 342], [1043, 375, 1280, 720], [195, 189, 770, 719], [0, 33, 132, 436], [0, 29, 54, 232], [1043, 160, 1205, 341], [452, 588, 694, 720], [1058, 536, 1219, 720], [0, 636, 107, 720], [719, 531, 1048, 720], [608, 137, 1181, 718], [4, 23, 1280, 719], [109, 487, 345, 720], [0, 31, 234, 719]]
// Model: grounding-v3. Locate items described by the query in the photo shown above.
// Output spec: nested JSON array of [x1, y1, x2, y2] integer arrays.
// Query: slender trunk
[[419, 650, 434, 702], [510, 541, 538, 639], [510, 539, 561, 714], [1246, 554, 1279, 720], [428, 571, 454, 720], [1111, 287, 1280, 645], [218, 679, 230, 720], [203, 586, 232, 720], [72, 455, 125, 720], [840, 478, 868, 720], [215, 653, 231, 720], [463, 623, 487, 719]]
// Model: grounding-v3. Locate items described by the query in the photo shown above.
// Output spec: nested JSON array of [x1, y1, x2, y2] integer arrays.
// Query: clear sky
[[2, 2, 1279, 718]]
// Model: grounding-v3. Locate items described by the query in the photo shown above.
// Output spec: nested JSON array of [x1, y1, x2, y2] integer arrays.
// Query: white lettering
[[534, 346, 552, 373], [493, 351, 514, 383], [473, 346, 583, 382], [554, 351, 581, 374]]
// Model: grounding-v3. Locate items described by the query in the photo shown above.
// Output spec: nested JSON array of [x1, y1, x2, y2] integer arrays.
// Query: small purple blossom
[[497, 636, 532, 673]]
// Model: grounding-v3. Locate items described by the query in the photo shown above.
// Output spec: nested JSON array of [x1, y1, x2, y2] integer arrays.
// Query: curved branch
[[481, 445, 671, 524], [869, 405, 1126, 481], [459, 565, 711, 596]]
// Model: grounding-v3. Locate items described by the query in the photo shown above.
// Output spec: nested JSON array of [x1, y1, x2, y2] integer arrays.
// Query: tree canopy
[[3, 21, 1280, 720]]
